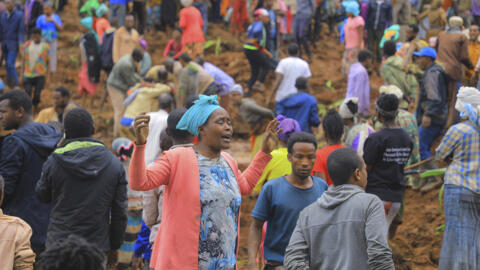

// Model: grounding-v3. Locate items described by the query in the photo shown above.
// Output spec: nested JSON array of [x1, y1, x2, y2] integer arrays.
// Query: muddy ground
[[25, 2, 445, 269]]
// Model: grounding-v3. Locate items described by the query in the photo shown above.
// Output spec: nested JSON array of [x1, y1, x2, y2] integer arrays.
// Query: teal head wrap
[[176, 95, 222, 136], [80, 17, 93, 30], [96, 4, 108, 17], [342, 1, 360, 16]]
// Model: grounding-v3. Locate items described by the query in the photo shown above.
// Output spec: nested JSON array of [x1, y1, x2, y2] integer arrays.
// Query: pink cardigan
[[129, 145, 272, 269]]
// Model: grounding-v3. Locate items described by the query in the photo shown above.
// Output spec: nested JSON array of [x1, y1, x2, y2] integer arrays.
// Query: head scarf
[[139, 38, 148, 50], [254, 8, 269, 20], [230, 84, 243, 95], [379, 85, 403, 100], [95, 3, 108, 17], [449, 16, 463, 28], [176, 95, 222, 136], [342, 1, 360, 17], [455, 86, 480, 126], [339, 97, 358, 119], [180, 0, 193, 7], [80, 16, 93, 31], [276, 115, 301, 142]]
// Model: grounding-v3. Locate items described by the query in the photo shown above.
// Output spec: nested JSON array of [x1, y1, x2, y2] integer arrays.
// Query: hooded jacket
[[276, 92, 321, 133], [285, 185, 394, 270], [35, 138, 128, 252], [0, 122, 61, 251]]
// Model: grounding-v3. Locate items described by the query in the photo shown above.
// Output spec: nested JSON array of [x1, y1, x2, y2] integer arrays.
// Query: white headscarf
[[339, 97, 359, 119], [455, 86, 480, 126], [379, 85, 403, 100]]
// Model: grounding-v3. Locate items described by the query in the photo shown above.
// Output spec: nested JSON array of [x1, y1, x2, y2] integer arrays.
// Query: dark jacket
[[276, 92, 321, 133], [101, 29, 115, 73], [36, 138, 128, 252], [82, 32, 101, 83], [417, 63, 449, 127], [0, 122, 61, 251], [365, 0, 392, 30], [0, 9, 25, 51]]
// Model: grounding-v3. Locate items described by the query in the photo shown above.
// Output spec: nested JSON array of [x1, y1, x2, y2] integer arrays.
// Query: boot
[[420, 160, 443, 193]]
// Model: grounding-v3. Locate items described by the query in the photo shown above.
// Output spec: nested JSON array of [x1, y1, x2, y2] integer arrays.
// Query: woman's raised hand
[[133, 113, 150, 145], [261, 119, 281, 154]]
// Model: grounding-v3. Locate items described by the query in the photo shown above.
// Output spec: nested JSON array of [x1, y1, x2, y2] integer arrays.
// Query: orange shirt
[[179, 6, 205, 45], [466, 40, 480, 80], [312, 144, 345, 185]]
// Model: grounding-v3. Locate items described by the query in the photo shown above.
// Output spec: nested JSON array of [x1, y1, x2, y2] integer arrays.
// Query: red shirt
[[163, 39, 184, 59], [179, 6, 205, 45], [312, 144, 345, 185]]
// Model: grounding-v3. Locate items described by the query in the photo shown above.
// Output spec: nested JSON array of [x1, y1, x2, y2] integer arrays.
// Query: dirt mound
[[37, 2, 442, 269]]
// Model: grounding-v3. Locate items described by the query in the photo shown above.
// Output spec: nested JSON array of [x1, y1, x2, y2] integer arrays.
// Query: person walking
[[414, 46, 448, 192], [293, 0, 315, 61], [341, 1, 364, 75], [436, 86, 480, 270], [21, 27, 50, 109], [35, 2, 62, 74], [0, 90, 62, 254], [36, 108, 127, 260], [129, 94, 279, 269], [365, 0, 392, 64], [268, 43, 311, 108], [78, 17, 101, 106], [345, 50, 373, 117], [107, 48, 144, 137], [248, 132, 327, 270], [0, 0, 25, 88], [179, 0, 205, 58], [109, 0, 128, 26]]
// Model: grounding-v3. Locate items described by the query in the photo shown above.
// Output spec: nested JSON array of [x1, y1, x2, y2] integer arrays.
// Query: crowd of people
[[0, 0, 479, 269]]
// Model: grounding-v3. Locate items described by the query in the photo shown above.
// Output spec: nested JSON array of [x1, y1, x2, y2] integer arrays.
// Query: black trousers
[[133, 1, 146, 35], [23, 76, 46, 106], [244, 49, 270, 90]]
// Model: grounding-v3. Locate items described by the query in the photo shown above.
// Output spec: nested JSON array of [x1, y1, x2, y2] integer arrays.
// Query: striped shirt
[[436, 121, 480, 193]]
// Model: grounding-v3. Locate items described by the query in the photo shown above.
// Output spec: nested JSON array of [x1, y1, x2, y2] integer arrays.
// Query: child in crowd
[[163, 28, 184, 59], [312, 109, 345, 185], [363, 94, 413, 233], [285, 148, 394, 269], [21, 27, 50, 109]]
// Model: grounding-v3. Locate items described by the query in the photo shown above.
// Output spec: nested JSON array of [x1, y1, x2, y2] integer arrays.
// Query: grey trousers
[[109, 4, 127, 26]]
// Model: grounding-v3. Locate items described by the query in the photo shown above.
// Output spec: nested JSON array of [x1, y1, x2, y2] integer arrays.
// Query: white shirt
[[145, 109, 169, 166], [274, 57, 312, 101]]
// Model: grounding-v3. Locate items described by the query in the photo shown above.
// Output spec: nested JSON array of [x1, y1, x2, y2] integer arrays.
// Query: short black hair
[[132, 48, 144, 62], [0, 90, 33, 114], [376, 93, 399, 121], [322, 109, 343, 142], [179, 53, 192, 63], [327, 148, 364, 186], [157, 68, 168, 82], [160, 129, 174, 151], [346, 99, 358, 115], [383, 40, 397, 57], [408, 24, 419, 33], [54, 86, 70, 98], [195, 56, 205, 66], [184, 95, 198, 108], [158, 93, 173, 110], [288, 43, 299, 56], [167, 108, 192, 141], [30, 27, 41, 35], [295, 77, 308, 90], [36, 235, 105, 270], [64, 108, 94, 139], [287, 132, 317, 154], [358, 50, 373, 62]]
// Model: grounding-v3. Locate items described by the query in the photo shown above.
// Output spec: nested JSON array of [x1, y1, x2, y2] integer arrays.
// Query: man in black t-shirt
[[363, 94, 413, 237]]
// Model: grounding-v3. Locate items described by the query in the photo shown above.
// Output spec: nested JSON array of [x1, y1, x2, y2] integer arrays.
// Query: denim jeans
[[110, 4, 127, 26], [418, 124, 443, 160], [293, 16, 311, 59], [439, 185, 480, 270], [3, 48, 18, 87]]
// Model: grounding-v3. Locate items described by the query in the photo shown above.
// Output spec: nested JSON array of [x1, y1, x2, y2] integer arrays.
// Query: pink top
[[163, 39, 184, 59], [96, 17, 111, 44], [179, 6, 205, 45], [129, 145, 271, 269], [344, 16, 365, 49]]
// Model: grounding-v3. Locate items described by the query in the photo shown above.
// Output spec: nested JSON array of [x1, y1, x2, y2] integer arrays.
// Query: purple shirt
[[473, 0, 480, 16], [203, 62, 235, 93], [346, 62, 370, 117]]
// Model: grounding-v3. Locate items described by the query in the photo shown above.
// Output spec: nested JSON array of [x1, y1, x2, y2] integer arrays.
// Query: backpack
[[101, 31, 114, 72]]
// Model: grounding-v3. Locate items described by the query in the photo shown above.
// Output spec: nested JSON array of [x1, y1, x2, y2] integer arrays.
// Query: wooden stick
[[404, 157, 434, 170]]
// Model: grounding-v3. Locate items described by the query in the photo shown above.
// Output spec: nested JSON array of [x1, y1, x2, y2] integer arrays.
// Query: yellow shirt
[[253, 147, 292, 193], [34, 103, 79, 124], [466, 40, 480, 80], [123, 83, 171, 118]]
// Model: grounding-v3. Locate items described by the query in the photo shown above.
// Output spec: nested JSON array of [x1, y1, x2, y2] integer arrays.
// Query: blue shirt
[[0, 9, 25, 51], [245, 21, 267, 49], [109, 0, 131, 5], [36, 14, 62, 41], [276, 92, 321, 133], [251, 176, 328, 263]]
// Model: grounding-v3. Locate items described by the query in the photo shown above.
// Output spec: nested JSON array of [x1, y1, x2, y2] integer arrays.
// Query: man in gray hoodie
[[284, 148, 394, 270]]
